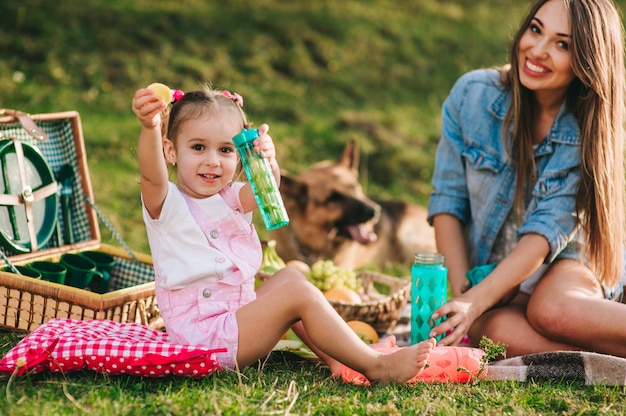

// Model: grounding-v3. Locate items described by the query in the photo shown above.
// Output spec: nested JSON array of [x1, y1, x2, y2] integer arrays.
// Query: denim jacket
[[427, 68, 581, 268]]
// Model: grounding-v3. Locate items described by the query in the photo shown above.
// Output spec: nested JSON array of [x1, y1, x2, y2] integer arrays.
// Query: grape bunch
[[307, 260, 362, 292]]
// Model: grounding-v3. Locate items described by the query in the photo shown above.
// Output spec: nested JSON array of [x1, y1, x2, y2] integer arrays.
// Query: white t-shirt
[[142, 182, 251, 289]]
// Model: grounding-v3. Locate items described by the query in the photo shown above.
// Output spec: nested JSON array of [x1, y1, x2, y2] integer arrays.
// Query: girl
[[428, 0, 626, 358], [131, 86, 435, 384]]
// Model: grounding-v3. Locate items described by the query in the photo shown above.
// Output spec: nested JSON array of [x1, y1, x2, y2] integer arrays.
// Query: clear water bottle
[[232, 128, 289, 230], [411, 252, 447, 344]]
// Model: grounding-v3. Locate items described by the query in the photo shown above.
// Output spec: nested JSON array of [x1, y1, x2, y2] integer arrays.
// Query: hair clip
[[222, 91, 244, 107], [172, 89, 184, 103]]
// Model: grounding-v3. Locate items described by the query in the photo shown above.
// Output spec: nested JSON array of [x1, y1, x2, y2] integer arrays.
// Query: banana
[[260, 240, 286, 274]]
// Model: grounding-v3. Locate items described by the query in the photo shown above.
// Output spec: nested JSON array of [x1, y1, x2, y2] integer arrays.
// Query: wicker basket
[[0, 110, 158, 332], [257, 270, 411, 334], [0, 244, 159, 332], [328, 271, 410, 334]]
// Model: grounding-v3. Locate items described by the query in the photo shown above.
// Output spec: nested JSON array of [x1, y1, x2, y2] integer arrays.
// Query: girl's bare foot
[[365, 338, 436, 384], [327, 335, 398, 377]]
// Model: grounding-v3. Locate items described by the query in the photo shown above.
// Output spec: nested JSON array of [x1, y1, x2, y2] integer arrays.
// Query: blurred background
[[2, 0, 622, 254]]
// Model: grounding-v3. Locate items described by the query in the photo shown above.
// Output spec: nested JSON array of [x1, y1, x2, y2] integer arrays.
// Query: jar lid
[[414, 252, 444, 264], [232, 128, 259, 147]]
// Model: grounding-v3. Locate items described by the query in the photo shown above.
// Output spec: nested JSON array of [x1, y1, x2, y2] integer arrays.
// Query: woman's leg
[[525, 259, 626, 357], [471, 259, 626, 358], [236, 267, 435, 384], [469, 295, 575, 357]]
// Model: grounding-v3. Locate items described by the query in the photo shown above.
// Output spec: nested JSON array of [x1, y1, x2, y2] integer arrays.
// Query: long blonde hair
[[501, 0, 625, 286]]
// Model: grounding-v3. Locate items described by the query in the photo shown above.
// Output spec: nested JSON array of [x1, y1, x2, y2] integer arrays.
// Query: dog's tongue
[[348, 225, 378, 244]]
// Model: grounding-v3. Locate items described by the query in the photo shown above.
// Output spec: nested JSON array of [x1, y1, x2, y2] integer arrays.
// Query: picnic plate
[[0, 139, 58, 253]]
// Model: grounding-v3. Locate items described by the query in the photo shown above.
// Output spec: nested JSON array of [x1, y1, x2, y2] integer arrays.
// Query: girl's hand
[[132, 88, 167, 129], [253, 124, 276, 159], [429, 295, 477, 346], [253, 123, 280, 183]]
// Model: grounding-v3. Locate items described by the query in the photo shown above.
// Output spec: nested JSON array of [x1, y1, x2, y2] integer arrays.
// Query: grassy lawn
[[1, 332, 625, 415], [2, 0, 626, 414]]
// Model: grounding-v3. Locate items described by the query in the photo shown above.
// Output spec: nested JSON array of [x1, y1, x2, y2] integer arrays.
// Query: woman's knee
[[526, 261, 600, 335]]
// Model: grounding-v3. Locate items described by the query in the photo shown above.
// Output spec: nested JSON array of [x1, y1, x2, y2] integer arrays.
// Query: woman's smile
[[524, 58, 551, 75]]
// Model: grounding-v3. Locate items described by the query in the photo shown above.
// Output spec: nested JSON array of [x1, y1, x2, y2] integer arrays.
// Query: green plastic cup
[[2, 265, 42, 279], [28, 261, 67, 284], [79, 250, 115, 294], [60, 253, 103, 289]]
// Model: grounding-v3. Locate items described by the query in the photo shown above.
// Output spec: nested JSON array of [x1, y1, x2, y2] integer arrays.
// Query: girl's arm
[[432, 233, 549, 345], [239, 123, 280, 212], [132, 88, 169, 219]]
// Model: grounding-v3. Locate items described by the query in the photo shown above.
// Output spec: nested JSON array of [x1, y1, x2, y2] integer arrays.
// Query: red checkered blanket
[[0, 318, 224, 377]]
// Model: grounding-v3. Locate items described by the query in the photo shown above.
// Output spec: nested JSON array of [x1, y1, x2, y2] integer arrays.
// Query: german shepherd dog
[[271, 139, 436, 269]]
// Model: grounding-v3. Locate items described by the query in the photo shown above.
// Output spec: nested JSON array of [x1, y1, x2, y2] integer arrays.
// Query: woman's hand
[[132, 88, 167, 129], [429, 294, 477, 346]]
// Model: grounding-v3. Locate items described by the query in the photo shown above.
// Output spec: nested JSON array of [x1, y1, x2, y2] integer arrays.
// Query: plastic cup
[[79, 250, 115, 294], [28, 261, 67, 284], [60, 253, 103, 289], [2, 265, 42, 279]]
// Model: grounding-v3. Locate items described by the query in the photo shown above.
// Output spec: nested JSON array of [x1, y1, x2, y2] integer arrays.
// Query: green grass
[[1, 334, 625, 416], [2, 0, 626, 414], [0, 0, 534, 252]]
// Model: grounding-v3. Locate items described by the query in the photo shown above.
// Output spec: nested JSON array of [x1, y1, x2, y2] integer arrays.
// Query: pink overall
[[155, 186, 262, 370]]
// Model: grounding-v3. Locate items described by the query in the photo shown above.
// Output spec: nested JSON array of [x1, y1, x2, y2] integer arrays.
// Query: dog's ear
[[279, 172, 309, 210], [338, 138, 359, 177]]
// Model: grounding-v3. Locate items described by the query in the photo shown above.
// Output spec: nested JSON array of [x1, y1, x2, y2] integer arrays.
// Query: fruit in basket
[[259, 240, 286, 274], [324, 286, 362, 304], [285, 259, 311, 275], [346, 320, 379, 344], [307, 259, 361, 292], [147, 82, 173, 103]]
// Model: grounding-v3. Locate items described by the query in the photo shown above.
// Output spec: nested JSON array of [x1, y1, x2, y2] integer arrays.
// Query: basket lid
[[0, 139, 59, 253], [0, 111, 100, 263]]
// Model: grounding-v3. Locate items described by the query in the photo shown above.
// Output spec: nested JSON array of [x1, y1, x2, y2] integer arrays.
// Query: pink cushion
[[0, 318, 224, 377], [340, 345, 487, 385]]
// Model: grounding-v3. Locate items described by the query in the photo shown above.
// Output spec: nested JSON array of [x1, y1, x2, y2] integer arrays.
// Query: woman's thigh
[[529, 259, 603, 306], [526, 259, 603, 338]]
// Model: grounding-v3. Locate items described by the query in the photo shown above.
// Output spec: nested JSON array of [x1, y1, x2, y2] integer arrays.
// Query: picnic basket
[[326, 270, 411, 334], [0, 109, 158, 332], [257, 269, 411, 334]]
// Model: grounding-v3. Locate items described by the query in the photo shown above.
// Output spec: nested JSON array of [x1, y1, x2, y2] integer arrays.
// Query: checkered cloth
[[487, 351, 626, 386], [0, 318, 224, 377]]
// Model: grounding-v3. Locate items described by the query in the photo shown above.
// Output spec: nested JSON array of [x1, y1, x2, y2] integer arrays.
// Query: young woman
[[428, 0, 626, 358]]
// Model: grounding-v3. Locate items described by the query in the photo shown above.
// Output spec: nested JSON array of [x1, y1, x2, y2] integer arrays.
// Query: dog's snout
[[346, 197, 380, 224]]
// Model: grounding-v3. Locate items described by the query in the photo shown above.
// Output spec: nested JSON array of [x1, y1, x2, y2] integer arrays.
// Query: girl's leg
[[254, 269, 397, 375], [525, 259, 626, 357], [237, 267, 435, 384], [252, 268, 340, 370]]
